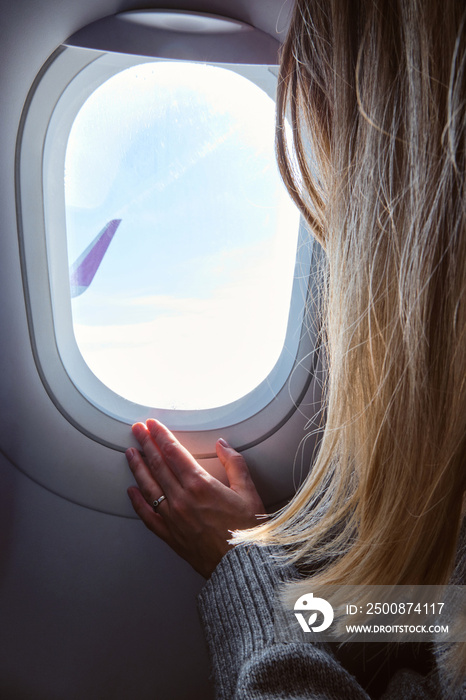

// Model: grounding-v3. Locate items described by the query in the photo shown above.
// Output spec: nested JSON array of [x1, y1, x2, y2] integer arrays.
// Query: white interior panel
[[0, 451, 211, 699]]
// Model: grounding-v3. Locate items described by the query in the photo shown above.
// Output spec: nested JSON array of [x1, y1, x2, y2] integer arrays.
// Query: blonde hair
[[235, 0, 466, 686]]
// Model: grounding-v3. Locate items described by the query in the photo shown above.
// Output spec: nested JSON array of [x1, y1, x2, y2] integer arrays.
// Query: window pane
[[65, 61, 299, 409]]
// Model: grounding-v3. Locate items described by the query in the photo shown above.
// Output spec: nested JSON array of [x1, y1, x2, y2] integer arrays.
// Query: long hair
[[235, 0, 466, 686]]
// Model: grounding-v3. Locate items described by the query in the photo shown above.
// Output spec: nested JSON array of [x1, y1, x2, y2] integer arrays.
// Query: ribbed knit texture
[[198, 545, 463, 699]]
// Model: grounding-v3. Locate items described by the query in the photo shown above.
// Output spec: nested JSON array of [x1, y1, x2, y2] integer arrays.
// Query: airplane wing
[[69, 218, 121, 297]]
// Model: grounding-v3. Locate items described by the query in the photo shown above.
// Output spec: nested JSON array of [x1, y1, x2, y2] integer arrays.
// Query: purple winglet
[[69, 219, 121, 297]]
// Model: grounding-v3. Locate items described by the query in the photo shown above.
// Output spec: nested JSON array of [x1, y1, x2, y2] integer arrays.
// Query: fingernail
[[218, 438, 230, 447], [146, 418, 163, 429], [132, 423, 145, 437], [125, 448, 135, 461]]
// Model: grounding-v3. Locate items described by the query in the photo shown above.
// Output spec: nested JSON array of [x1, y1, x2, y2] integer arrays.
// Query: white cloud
[[73, 243, 296, 409]]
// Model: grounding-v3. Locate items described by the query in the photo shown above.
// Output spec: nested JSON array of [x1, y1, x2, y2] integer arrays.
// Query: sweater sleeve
[[198, 545, 441, 700]]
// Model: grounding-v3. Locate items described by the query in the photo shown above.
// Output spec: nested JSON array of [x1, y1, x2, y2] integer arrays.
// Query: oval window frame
[[16, 11, 320, 457]]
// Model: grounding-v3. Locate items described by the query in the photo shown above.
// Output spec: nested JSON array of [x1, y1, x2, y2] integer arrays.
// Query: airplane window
[[65, 61, 300, 410]]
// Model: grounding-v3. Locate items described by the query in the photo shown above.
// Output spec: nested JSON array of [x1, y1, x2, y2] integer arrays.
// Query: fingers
[[126, 447, 165, 504], [127, 423, 265, 576], [127, 487, 172, 543], [145, 419, 206, 484], [131, 422, 181, 497], [130, 421, 258, 505], [215, 439, 265, 514], [216, 438, 256, 494]]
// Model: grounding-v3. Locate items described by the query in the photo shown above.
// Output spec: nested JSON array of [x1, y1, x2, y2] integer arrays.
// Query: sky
[[65, 60, 300, 410]]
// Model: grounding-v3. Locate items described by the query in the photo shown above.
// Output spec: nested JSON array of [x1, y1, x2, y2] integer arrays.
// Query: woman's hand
[[125, 419, 265, 579]]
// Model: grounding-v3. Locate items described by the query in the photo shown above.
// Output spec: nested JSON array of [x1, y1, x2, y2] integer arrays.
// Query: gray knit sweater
[[198, 545, 464, 699]]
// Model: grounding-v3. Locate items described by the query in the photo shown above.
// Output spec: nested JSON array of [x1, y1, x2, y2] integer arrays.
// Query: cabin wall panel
[[0, 451, 212, 699]]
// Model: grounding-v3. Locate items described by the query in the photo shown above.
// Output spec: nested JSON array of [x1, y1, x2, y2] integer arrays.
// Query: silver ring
[[152, 494, 167, 511]]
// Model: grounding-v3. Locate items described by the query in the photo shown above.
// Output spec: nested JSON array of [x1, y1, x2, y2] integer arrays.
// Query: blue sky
[[65, 61, 300, 409]]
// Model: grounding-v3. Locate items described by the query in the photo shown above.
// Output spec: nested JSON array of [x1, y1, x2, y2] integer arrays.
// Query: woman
[[125, 0, 466, 697]]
